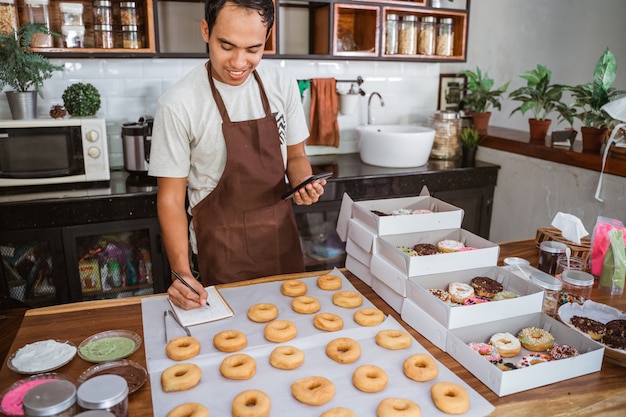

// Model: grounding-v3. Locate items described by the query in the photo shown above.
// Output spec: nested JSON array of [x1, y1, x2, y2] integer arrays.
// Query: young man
[[148, 0, 325, 309]]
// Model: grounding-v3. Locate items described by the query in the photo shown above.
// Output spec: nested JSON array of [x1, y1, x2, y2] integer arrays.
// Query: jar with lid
[[77, 375, 128, 417], [94, 24, 113, 49], [120, 2, 139, 26], [560, 270, 594, 305], [0, 0, 18, 36], [24, 0, 52, 47], [59, 2, 83, 26], [22, 380, 79, 417], [436, 17, 453, 56], [537, 241, 567, 275], [385, 13, 398, 55], [93, 1, 112, 26], [530, 270, 563, 316], [428, 110, 461, 160], [418, 16, 436, 55], [75, 411, 115, 417], [121, 25, 141, 49], [398, 15, 417, 55]]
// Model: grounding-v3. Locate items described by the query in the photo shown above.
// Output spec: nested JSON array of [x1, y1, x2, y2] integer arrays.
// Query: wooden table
[[2, 239, 625, 417]]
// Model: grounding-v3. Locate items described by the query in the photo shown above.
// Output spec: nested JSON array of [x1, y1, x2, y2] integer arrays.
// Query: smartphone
[[281, 172, 333, 200]]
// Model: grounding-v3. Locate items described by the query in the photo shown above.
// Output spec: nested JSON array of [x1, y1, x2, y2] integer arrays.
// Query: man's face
[[201, 3, 268, 86]]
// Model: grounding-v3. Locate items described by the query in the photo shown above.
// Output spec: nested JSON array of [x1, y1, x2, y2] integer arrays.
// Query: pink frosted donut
[[468, 342, 501, 363], [448, 282, 474, 304], [463, 296, 490, 306], [550, 344, 579, 360], [516, 353, 551, 367]]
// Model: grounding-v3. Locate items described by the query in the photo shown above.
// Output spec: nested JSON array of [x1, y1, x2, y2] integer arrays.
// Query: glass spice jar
[[94, 24, 113, 49], [436, 17, 453, 56], [93, 0, 112, 26], [76, 375, 128, 417], [0, 0, 19, 36], [428, 110, 461, 160], [121, 25, 140, 49], [385, 13, 398, 55], [24, 0, 53, 47], [120, 1, 139, 26], [398, 15, 417, 55], [22, 380, 79, 417], [418, 16, 436, 55]]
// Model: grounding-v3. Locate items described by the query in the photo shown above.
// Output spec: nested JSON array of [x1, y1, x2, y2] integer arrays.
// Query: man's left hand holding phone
[[285, 172, 332, 205]]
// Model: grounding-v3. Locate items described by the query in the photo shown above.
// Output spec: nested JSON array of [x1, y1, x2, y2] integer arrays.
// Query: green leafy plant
[[458, 67, 509, 113], [459, 127, 483, 148], [508, 64, 574, 125], [567, 48, 626, 129], [62, 82, 102, 116], [0, 24, 63, 97]]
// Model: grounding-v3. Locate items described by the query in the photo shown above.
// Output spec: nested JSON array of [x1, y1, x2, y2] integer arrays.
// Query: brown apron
[[191, 64, 305, 286]]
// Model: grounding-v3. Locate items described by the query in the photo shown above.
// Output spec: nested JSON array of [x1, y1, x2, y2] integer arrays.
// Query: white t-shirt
[[148, 60, 309, 251]]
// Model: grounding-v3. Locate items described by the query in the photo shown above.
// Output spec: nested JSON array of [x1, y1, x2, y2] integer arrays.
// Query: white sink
[[357, 124, 436, 168]]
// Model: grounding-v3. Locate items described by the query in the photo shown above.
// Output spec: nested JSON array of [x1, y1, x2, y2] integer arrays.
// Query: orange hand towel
[[307, 78, 340, 147]]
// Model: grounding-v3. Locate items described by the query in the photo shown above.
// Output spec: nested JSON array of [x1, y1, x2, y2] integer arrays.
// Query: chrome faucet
[[367, 92, 385, 124]]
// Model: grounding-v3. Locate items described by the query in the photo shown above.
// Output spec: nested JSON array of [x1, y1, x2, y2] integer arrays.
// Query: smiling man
[[149, 0, 326, 309]]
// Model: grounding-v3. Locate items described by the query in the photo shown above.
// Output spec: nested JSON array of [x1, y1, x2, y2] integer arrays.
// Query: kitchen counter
[[2, 240, 625, 417]]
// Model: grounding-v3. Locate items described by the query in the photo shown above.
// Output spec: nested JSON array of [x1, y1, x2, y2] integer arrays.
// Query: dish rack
[[535, 227, 591, 263]]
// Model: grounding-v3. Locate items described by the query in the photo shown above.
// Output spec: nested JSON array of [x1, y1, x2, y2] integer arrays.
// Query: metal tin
[[77, 375, 128, 417], [22, 380, 78, 417]]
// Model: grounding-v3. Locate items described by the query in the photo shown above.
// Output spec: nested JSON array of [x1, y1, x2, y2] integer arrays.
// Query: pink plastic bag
[[590, 216, 626, 277]]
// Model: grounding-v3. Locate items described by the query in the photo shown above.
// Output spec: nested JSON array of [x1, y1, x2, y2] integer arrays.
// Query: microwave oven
[[0, 118, 110, 187]]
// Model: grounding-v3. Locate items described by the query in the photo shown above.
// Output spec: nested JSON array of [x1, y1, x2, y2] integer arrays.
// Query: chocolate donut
[[412, 243, 440, 256], [470, 276, 503, 298], [570, 315, 606, 341], [603, 319, 626, 349]]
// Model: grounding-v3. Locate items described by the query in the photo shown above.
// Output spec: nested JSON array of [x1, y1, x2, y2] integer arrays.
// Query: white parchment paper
[[141, 269, 495, 416]]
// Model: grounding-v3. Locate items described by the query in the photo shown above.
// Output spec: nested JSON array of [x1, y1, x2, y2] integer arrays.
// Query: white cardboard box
[[336, 191, 464, 241], [346, 238, 372, 267], [345, 254, 374, 287], [370, 253, 408, 297], [405, 266, 545, 328], [378, 228, 499, 276], [372, 276, 405, 313], [347, 218, 378, 254], [446, 312, 605, 396], [401, 298, 449, 351]]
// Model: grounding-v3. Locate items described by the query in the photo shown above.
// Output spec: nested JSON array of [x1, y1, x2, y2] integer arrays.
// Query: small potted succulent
[[459, 126, 482, 166], [62, 82, 102, 117], [457, 67, 509, 134]]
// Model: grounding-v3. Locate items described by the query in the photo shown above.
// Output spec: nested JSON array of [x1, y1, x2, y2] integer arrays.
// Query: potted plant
[[459, 126, 482, 166], [567, 48, 626, 153], [508, 64, 574, 143], [458, 67, 509, 134], [62, 82, 102, 117], [0, 24, 63, 119]]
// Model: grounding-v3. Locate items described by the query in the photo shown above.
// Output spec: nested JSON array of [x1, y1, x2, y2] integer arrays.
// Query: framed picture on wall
[[438, 73, 467, 112]]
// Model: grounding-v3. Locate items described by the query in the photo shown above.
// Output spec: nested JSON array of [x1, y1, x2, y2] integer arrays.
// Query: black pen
[[171, 270, 210, 306]]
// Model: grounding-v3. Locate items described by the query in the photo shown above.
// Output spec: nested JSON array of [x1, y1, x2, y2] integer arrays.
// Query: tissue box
[[535, 227, 591, 264]]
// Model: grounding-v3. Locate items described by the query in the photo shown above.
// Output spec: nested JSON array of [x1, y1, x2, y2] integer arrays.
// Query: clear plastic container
[[120, 2, 139, 26], [61, 25, 85, 48], [24, 0, 52, 47], [77, 375, 128, 417], [418, 16, 436, 55], [537, 241, 567, 275], [530, 270, 563, 316], [385, 13, 398, 55], [59, 2, 83, 26], [94, 24, 113, 49], [93, 0, 112, 26], [555, 255, 586, 277], [398, 15, 417, 55], [560, 269, 594, 305], [428, 110, 461, 160], [0, 0, 18, 36], [22, 380, 79, 417], [436, 17, 453, 56], [121, 25, 140, 49]]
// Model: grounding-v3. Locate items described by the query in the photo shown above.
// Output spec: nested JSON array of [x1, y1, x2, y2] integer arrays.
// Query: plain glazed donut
[[352, 365, 388, 393], [161, 363, 202, 392], [376, 398, 421, 417], [264, 320, 297, 343], [292, 295, 321, 314], [314, 313, 344, 332], [317, 274, 342, 290], [213, 330, 247, 352], [332, 291, 363, 308], [166, 336, 201, 361], [281, 279, 308, 297], [291, 376, 336, 406], [247, 303, 278, 323], [166, 402, 209, 417], [269, 345, 305, 370], [403, 354, 438, 382], [320, 407, 357, 417], [231, 389, 271, 417], [354, 307, 385, 326], [326, 337, 361, 364], [219, 353, 256, 380], [489, 332, 521, 358], [430, 382, 470, 415], [517, 327, 555, 351], [375, 330, 412, 350]]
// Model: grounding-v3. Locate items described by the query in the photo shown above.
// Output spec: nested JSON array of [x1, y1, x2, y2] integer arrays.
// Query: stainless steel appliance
[[0, 118, 110, 187], [121, 116, 153, 174]]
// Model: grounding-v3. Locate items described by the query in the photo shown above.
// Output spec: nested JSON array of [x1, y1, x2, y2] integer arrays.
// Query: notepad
[[167, 286, 234, 327]]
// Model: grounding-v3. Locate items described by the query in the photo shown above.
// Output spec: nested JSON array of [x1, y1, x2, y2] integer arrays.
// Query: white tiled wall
[[0, 58, 441, 168]]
